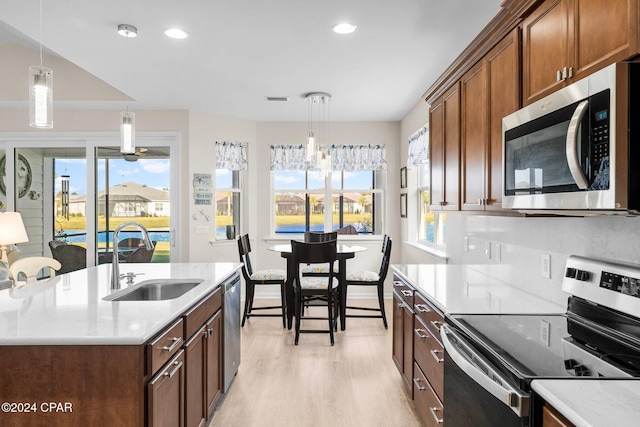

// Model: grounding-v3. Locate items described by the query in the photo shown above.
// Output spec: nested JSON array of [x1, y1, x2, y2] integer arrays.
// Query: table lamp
[[0, 212, 29, 266]]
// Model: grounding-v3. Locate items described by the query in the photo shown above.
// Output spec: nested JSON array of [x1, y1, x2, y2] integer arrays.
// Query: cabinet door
[[486, 28, 520, 210], [429, 84, 460, 211], [402, 301, 414, 397], [429, 98, 445, 211], [572, 0, 638, 76], [184, 327, 206, 427], [461, 61, 488, 211], [392, 291, 405, 376], [205, 311, 222, 417], [443, 83, 461, 211], [148, 350, 185, 427], [522, 0, 570, 104]]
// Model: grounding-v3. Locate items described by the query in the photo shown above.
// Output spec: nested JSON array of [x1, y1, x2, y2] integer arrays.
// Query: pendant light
[[29, 0, 53, 128], [61, 150, 70, 220], [305, 92, 331, 172], [118, 24, 137, 154]]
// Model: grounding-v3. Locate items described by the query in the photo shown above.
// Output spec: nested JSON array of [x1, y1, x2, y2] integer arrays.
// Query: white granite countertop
[[391, 264, 567, 314], [0, 262, 241, 346], [532, 379, 640, 427]]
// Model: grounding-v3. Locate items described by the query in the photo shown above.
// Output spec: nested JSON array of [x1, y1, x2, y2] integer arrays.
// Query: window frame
[[214, 168, 242, 241], [271, 169, 385, 237], [416, 162, 446, 250]]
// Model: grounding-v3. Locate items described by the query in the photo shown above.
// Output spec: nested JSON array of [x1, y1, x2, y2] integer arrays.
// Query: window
[[215, 169, 241, 240], [155, 203, 163, 212], [273, 169, 383, 235], [417, 163, 446, 248]]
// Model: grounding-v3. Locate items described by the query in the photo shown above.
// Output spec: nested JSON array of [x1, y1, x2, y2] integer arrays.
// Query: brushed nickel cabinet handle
[[413, 377, 426, 391], [163, 360, 183, 378], [162, 337, 182, 352], [414, 328, 430, 339], [430, 407, 444, 424], [430, 349, 444, 363], [401, 290, 413, 297], [556, 70, 562, 82], [430, 320, 443, 332], [414, 304, 431, 314], [392, 281, 403, 287]]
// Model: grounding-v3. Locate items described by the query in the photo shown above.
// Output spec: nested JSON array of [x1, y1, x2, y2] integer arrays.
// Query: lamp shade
[[0, 212, 29, 246]]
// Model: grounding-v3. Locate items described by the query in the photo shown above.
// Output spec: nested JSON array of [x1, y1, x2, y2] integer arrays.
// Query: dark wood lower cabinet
[[205, 311, 223, 416], [185, 326, 207, 427], [413, 362, 444, 427], [148, 350, 185, 427]]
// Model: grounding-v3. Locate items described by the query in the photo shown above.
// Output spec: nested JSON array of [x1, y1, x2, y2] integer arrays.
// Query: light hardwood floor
[[209, 298, 423, 427]]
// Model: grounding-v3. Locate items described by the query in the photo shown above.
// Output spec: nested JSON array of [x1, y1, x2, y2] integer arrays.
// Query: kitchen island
[[0, 262, 241, 427]]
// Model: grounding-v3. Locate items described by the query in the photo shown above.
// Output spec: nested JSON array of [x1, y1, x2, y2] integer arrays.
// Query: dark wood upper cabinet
[[523, 0, 638, 105]]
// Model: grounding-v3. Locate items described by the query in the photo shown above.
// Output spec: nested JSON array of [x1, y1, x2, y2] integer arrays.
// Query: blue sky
[[54, 158, 171, 195]]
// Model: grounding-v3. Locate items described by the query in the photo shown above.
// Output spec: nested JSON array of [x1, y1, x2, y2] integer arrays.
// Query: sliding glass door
[[95, 146, 171, 263]]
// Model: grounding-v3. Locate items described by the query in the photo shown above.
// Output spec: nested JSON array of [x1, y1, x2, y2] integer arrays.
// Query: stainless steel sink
[[105, 279, 204, 301]]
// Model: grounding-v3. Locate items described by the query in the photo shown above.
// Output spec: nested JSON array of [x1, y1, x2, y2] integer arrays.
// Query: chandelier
[[305, 92, 332, 176]]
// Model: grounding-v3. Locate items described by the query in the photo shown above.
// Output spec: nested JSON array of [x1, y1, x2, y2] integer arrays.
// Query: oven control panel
[[600, 271, 640, 298], [563, 255, 640, 316]]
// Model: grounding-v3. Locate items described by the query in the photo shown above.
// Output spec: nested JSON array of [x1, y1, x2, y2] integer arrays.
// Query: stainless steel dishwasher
[[222, 271, 241, 392]]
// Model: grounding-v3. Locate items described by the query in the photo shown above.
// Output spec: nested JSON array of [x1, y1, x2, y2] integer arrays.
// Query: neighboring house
[[69, 182, 170, 217], [274, 194, 306, 214]]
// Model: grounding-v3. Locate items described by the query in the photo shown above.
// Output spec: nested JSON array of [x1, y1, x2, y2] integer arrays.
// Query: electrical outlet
[[541, 320, 551, 346], [495, 243, 501, 262], [196, 225, 209, 235], [542, 254, 551, 279], [485, 241, 491, 259], [464, 236, 469, 252]]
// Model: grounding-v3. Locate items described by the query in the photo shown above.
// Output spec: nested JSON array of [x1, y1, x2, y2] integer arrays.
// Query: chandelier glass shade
[[305, 92, 331, 175]]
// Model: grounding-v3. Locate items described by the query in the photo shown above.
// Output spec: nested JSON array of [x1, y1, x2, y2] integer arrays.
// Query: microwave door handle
[[566, 100, 590, 189], [440, 324, 530, 417]]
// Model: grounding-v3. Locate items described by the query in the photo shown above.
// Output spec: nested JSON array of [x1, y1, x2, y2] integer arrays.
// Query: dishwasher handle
[[440, 324, 530, 417]]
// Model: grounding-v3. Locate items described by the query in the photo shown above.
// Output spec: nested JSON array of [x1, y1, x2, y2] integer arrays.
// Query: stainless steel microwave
[[502, 62, 640, 214]]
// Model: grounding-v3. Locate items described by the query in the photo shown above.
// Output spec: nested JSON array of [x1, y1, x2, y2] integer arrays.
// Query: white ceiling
[[0, 0, 500, 122]]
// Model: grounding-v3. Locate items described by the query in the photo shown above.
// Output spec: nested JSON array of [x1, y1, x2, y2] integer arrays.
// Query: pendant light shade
[[120, 111, 136, 154], [28, 67, 53, 129]]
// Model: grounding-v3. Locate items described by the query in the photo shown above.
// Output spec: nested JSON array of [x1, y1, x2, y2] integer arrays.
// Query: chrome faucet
[[111, 222, 154, 289]]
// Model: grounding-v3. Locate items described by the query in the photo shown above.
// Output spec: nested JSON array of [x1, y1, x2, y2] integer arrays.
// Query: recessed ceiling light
[[117, 24, 138, 38], [163, 28, 189, 39], [332, 23, 357, 34]]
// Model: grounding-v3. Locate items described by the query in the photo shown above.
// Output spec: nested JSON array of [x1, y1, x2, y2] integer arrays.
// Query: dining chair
[[344, 235, 392, 328], [50, 244, 87, 274], [117, 237, 146, 250], [8, 256, 61, 284], [237, 234, 287, 327], [292, 239, 340, 345], [302, 231, 337, 275]]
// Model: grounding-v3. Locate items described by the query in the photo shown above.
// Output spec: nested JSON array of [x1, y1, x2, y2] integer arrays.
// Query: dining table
[[268, 242, 367, 331]]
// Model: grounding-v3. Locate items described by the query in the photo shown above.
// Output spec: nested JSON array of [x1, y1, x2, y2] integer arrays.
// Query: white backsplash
[[445, 214, 640, 306]]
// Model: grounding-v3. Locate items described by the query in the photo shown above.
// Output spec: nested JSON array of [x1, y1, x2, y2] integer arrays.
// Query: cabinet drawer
[[414, 316, 444, 401], [148, 349, 185, 427], [414, 293, 444, 339], [413, 362, 444, 427], [148, 318, 184, 375], [392, 275, 414, 307], [184, 287, 222, 340]]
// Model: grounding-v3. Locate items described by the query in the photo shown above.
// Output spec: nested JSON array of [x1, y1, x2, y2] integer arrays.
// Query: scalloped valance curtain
[[407, 125, 429, 168], [215, 141, 247, 170], [270, 144, 386, 171]]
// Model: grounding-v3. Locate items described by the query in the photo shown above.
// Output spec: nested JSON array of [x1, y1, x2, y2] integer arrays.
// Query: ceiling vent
[[265, 96, 290, 102]]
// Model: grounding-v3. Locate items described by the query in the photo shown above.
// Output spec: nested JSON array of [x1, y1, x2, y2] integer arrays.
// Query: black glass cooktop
[[447, 302, 640, 384]]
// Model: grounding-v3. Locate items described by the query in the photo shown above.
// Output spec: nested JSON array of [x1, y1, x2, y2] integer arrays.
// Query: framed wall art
[[400, 167, 407, 189], [400, 193, 407, 218]]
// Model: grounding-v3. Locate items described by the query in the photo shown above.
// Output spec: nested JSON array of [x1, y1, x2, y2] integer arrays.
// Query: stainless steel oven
[[442, 255, 640, 426], [502, 62, 640, 213]]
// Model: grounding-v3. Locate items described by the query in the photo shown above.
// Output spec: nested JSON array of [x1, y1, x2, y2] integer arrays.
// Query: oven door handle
[[565, 99, 590, 190], [441, 324, 530, 417]]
